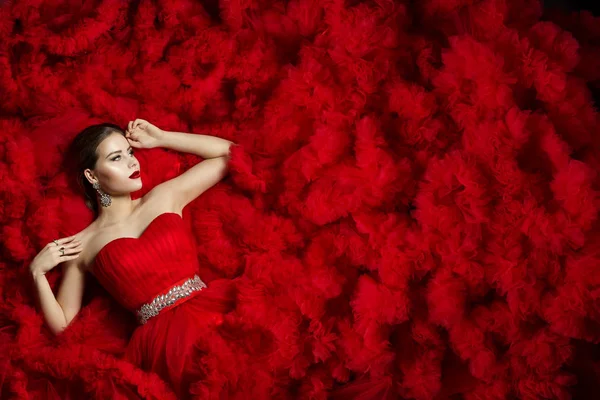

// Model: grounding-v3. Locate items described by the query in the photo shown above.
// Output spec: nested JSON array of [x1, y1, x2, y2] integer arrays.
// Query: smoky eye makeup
[[111, 149, 135, 161]]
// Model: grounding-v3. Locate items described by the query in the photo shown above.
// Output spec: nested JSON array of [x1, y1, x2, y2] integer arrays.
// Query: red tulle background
[[1, 0, 600, 399]]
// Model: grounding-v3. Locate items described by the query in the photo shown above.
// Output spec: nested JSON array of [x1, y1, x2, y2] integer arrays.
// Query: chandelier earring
[[92, 181, 112, 207]]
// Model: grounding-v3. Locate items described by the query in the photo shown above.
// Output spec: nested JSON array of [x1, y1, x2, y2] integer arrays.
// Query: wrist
[[157, 130, 172, 148], [31, 269, 45, 280]]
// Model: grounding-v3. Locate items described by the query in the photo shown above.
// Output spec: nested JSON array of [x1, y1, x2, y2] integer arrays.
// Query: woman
[[28, 119, 238, 398]]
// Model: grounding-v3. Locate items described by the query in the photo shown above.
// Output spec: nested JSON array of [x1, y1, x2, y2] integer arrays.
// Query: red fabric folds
[[1, 0, 600, 399]]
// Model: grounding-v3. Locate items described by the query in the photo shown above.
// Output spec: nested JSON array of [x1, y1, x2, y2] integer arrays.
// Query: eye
[[111, 149, 135, 161]]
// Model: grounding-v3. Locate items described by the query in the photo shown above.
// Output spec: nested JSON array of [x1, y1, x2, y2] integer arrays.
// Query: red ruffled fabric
[[124, 280, 238, 399], [1, 0, 600, 399]]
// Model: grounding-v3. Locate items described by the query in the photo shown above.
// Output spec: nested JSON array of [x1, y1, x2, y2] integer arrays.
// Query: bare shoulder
[[145, 155, 230, 213], [139, 185, 183, 218], [78, 195, 181, 274], [142, 181, 182, 214], [70, 222, 100, 274]]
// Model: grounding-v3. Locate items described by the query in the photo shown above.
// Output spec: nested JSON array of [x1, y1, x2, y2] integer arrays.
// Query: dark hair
[[66, 123, 125, 215]]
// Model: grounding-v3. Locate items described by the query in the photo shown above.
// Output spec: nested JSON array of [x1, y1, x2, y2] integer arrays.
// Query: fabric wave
[[1, 0, 600, 399]]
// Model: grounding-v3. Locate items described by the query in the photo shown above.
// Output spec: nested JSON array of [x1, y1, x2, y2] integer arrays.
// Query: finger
[[65, 246, 84, 255], [128, 121, 133, 132], [127, 138, 140, 148], [56, 246, 83, 256], [51, 240, 81, 253], [54, 235, 76, 245]]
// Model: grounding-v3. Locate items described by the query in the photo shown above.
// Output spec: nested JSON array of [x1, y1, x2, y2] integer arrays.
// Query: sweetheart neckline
[[93, 212, 183, 266]]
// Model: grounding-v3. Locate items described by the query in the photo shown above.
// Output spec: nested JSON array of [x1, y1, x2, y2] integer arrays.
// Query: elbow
[[49, 323, 67, 336], [226, 141, 237, 156], [224, 142, 237, 164], [49, 311, 77, 336]]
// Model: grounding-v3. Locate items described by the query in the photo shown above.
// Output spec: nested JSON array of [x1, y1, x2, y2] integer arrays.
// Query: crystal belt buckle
[[136, 274, 207, 324]]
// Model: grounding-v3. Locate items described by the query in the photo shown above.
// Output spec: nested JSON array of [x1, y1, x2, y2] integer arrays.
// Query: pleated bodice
[[93, 212, 201, 313]]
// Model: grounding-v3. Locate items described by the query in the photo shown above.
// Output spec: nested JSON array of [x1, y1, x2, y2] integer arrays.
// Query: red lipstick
[[129, 171, 140, 179]]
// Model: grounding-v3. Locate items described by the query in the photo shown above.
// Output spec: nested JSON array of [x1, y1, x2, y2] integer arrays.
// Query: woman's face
[[85, 132, 142, 194]]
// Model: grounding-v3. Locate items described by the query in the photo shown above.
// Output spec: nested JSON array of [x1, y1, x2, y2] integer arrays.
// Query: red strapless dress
[[93, 212, 236, 399]]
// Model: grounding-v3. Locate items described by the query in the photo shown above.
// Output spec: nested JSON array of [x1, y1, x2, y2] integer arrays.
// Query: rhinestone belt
[[136, 274, 207, 325]]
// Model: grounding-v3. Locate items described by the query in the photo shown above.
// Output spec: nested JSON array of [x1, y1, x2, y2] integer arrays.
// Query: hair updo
[[66, 123, 125, 215]]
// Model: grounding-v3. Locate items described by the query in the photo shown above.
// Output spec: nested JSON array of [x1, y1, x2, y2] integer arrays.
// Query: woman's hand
[[126, 119, 165, 149], [29, 235, 83, 278]]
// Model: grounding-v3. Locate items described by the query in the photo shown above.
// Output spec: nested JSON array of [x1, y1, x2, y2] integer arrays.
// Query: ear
[[83, 169, 95, 185]]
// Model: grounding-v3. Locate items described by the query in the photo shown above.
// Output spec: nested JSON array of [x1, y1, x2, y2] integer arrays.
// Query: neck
[[95, 194, 138, 227]]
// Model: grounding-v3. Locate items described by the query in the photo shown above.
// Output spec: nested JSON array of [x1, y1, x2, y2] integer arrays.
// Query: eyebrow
[[106, 146, 133, 159]]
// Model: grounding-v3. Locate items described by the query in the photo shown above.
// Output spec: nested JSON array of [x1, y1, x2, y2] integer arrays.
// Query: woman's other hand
[[126, 119, 164, 149], [29, 235, 83, 278]]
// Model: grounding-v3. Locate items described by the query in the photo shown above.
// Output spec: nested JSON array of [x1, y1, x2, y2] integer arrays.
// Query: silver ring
[[53, 239, 59, 246], [60, 247, 65, 256]]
